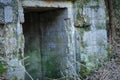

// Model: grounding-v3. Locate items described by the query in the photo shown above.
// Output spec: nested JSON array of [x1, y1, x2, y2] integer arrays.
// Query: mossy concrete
[[75, 0, 108, 78], [0, 0, 25, 79]]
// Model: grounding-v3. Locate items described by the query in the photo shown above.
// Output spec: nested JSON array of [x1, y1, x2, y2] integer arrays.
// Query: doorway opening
[[22, 7, 68, 80]]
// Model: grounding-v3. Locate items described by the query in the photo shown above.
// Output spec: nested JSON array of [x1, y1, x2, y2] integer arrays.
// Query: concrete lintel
[[22, 1, 72, 8]]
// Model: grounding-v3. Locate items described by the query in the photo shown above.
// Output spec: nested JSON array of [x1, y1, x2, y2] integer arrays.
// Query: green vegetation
[[96, 25, 106, 30], [80, 61, 92, 79], [45, 56, 62, 79], [79, 45, 112, 79], [0, 62, 7, 76]]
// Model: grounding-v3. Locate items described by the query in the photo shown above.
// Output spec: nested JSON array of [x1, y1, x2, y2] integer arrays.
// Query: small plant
[[0, 61, 7, 80], [0, 62, 7, 75]]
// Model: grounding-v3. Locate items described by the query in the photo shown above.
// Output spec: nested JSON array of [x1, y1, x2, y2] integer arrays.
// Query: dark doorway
[[23, 8, 68, 80]]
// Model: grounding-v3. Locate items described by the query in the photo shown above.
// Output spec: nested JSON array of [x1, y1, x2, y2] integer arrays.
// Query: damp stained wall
[[0, 0, 25, 80], [0, 0, 109, 79], [75, 0, 107, 70]]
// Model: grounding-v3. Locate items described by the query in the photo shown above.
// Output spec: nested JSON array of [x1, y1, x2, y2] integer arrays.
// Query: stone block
[[4, 6, 13, 23], [7, 58, 25, 80], [0, 0, 12, 4], [0, 8, 4, 24]]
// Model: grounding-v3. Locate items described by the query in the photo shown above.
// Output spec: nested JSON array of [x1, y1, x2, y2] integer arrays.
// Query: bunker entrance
[[23, 8, 68, 80]]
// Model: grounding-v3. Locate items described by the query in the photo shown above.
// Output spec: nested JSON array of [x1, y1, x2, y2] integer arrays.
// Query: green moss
[[106, 46, 113, 60], [79, 28, 84, 36], [82, 42, 88, 48], [25, 47, 41, 79], [96, 25, 106, 30], [77, 0, 99, 9], [44, 56, 62, 79], [0, 62, 7, 75], [12, 77, 22, 80], [80, 51, 109, 79], [75, 13, 91, 29]]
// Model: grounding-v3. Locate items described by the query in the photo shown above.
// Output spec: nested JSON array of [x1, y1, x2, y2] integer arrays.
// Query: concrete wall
[[75, 0, 107, 73], [83, 0, 107, 68], [0, 0, 79, 79], [0, 0, 109, 79], [0, 0, 25, 80]]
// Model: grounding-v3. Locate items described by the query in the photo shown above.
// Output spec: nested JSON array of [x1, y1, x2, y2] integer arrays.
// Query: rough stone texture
[[7, 58, 25, 80], [4, 6, 13, 23], [0, 0, 25, 80], [0, 7, 4, 24], [75, 28, 81, 74], [0, 0, 109, 80], [0, 0, 12, 4], [76, 0, 107, 70], [0, 0, 78, 79], [0, 23, 25, 80], [3, 23, 25, 80], [18, 9, 24, 23], [18, 0, 24, 23], [22, 0, 72, 8]]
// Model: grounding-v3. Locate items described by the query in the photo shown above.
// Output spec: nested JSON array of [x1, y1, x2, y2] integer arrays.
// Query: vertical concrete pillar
[[0, 0, 25, 79], [64, 5, 80, 80]]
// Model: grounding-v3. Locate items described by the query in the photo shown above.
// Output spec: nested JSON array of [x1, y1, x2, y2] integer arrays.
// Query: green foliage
[[106, 46, 116, 60], [80, 61, 92, 79], [96, 25, 106, 30], [77, 0, 99, 9], [12, 77, 22, 80], [75, 11, 91, 29], [0, 62, 7, 76], [45, 56, 61, 79], [80, 53, 106, 79], [25, 48, 41, 79], [106, 46, 111, 60]]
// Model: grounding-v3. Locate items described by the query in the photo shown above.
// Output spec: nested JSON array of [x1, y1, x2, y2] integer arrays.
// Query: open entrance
[[22, 8, 68, 80]]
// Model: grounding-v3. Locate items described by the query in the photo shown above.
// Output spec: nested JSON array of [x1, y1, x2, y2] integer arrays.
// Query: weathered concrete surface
[[4, 6, 13, 23], [0, 7, 4, 24], [0, 0, 12, 4], [0, 0, 25, 80], [22, 0, 72, 8], [0, 0, 109, 79], [0, 0, 78, 79], [75, 0, 107, 70]]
